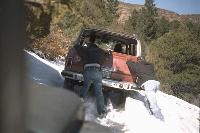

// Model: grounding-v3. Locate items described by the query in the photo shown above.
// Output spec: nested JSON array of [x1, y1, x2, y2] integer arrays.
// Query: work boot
[[98, 110, 107, 119]]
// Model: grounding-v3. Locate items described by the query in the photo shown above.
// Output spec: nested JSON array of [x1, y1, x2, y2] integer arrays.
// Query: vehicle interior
[[80, 28, 138, 56]]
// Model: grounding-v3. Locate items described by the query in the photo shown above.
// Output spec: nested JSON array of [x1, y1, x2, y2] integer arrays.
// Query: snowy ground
[[25, 51, 200, 133]]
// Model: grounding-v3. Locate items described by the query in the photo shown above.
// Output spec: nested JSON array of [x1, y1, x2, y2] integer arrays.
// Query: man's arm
[[73, 30, 85, 57], [98, 47, 111, 65]]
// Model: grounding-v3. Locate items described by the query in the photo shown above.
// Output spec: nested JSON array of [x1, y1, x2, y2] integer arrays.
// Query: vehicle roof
[[82, 27, 137, 44]]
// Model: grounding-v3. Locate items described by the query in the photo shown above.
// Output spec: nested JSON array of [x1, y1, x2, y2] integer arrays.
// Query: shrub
[[58, 0, 119, 39], [31, 25, 70, 60], [147, 26, 200, 106]]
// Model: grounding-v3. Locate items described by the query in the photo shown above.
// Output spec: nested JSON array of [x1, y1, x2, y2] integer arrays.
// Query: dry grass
[[31, 25, 71, 60]]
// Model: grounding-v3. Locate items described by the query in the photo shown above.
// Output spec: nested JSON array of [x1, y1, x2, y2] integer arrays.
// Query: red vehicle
[[61, 28, 141, 98]]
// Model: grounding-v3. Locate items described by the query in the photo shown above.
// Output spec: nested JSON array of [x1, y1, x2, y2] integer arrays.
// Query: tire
[[63, 78, 75, 91], [105, 90, 127, 109]]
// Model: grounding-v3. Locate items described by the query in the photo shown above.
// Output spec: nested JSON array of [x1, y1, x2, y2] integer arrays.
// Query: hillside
[[26, 51, 200, 133], [181, 14, 200, 23], [117, 3, 143, 23], [118, 2, 200, 24], [25, 0, 200, 108]]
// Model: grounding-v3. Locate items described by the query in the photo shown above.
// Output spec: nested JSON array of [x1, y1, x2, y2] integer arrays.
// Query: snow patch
[[25, 50, 64, 75]]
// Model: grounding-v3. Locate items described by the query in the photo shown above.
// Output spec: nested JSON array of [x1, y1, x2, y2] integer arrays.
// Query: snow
[[26, 50, 64, 73], [25, 51, 200, 133], [93, 91, 200, 133], [25, 51, 64, 88]]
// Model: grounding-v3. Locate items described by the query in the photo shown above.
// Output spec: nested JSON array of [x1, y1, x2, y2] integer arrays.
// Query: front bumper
[[61, 70, 138, 91]]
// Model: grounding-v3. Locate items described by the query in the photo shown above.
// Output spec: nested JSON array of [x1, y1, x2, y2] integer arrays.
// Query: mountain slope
[[25, 51, 200, 133], [118, 2, 200, 24]]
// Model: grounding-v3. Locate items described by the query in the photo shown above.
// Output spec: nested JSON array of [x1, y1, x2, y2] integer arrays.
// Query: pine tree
[[136, 0, 158, 41], [59, 0, 119, 37], [125, 0, 158, 41], [156, 17, 170, 38], [125, 9, 138, 32]]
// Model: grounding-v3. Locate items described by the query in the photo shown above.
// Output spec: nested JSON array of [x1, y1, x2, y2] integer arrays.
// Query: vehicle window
[[80, 34, 137, 56], [96, 39, 112, 50]]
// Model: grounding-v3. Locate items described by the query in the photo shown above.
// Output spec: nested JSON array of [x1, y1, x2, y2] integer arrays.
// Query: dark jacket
[[126, 60, 156, 86], [74, 43, 107, 65]]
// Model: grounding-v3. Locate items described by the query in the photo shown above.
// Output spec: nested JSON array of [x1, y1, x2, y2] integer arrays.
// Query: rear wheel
[[104, 90, 127, 109], [63, 78, 75, 91]]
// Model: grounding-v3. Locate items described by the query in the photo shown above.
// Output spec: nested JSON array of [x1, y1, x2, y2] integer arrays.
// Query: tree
[[25, 1, 53, 39], [144, 0, 157, 16], [125, 0, 158, 41], [169, 20, 180, 31], [104, 0, 119, 23], [59, 0, 119, 38], [137, 0, 157, 41], [124, 9, 139, 33], [148, 26, 200, 106], [156, 16, 170, 38], [185, 21, 200, 40]]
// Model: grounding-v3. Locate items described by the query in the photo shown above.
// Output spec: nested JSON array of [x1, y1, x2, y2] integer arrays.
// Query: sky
[[119, 0, 200, 15]]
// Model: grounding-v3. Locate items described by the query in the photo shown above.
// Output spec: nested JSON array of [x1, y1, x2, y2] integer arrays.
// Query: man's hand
[[108, 50, 112, 54], [104, 50, 111, 56]]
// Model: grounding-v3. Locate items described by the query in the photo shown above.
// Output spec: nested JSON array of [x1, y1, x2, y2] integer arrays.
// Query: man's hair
[[88, 32, 96, 43], [84, 31, 96, 43]]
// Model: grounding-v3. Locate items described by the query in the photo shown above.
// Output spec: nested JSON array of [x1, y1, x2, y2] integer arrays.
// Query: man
[[74, 32, 109, 116], [126, 57, 164, 121]]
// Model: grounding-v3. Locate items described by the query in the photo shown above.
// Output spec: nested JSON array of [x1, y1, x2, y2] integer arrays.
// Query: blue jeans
[[80, 67, 105, 114]]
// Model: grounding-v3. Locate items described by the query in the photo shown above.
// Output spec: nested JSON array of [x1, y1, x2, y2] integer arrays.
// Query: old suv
[[61, 27, 141, 93]]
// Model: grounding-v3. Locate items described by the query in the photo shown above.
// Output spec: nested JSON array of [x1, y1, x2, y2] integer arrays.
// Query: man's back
[[84, 43, 105, 65], [75, 43, 107, 65]]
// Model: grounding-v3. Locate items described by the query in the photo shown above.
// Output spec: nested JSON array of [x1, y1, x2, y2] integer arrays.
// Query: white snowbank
[[25, 50, 64, 74], [96, 91, 200, 133]]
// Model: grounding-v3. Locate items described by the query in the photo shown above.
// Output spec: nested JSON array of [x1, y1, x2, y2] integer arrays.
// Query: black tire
[[105, 90, 127, 109], [63, 78, 75, 91]]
